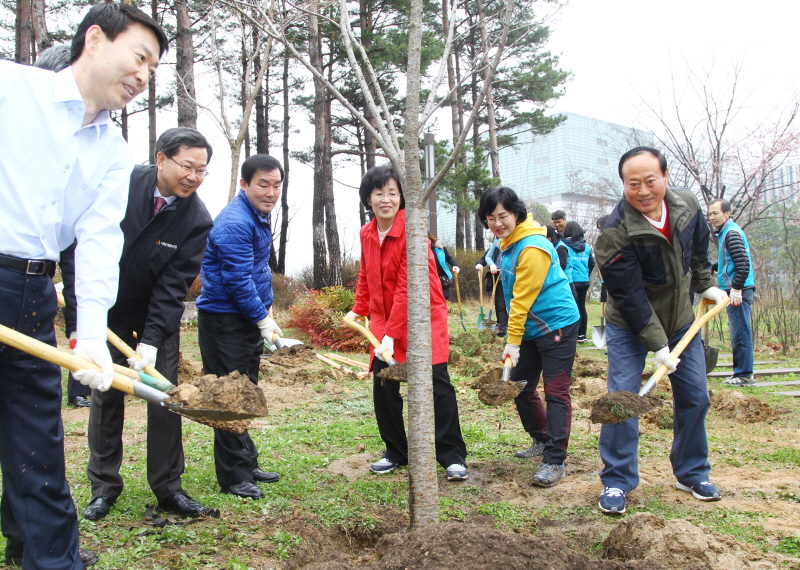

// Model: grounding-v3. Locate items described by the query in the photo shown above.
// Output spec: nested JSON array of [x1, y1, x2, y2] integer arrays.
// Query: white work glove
[[256, 316, 282, 342], [653, 346, 680, 374], [127, 343, 157, 371], [452, 266, 460, 274], [374, 335, 395, 362], [346, 311, 362, 321], [700, 286, 728, 304], [475, 263, 483, 271], [489, 263, 498, 274], [502, 343, 520, 367], [730, 289, 743, 306], [72, 339, 114, 392]]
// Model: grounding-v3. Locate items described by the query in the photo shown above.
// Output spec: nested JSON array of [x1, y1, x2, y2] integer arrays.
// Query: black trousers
[[66, 372, 90, 399], [372, 360, 467, 468], [511, 321, 578, 465], [0, 267, 82, 569], [573, 283, 589, 338], [494, 285, 509, 334], [197, 309, 263, 488], [86, 328, 184, 501]]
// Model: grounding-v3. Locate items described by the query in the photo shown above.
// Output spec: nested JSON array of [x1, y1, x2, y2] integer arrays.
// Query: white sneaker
[[445, 464, 468, 481], [369, 458, 399, 474]]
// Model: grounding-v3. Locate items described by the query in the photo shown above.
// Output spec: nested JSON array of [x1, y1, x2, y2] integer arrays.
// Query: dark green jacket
[[595, 188, 715, 352]]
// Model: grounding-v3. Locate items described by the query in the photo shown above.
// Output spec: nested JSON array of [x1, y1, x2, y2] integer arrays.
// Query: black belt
[[0, 253, 56, 277]]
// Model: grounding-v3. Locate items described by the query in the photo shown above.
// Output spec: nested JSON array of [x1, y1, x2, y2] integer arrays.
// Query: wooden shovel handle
[[490, 273, 500, 306], [478, 266, 484, 306], [454, 271, 463, 314], [341, 316, 396, 365], [639, 297, 729, 395], [0, 323, 137, 396]]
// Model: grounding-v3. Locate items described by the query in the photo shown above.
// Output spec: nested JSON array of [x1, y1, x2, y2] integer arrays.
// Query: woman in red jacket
[[347, 164, 468, 481]]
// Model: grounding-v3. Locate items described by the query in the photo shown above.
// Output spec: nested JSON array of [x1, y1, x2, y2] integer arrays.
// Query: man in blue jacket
[[196, 154, 284, 499], [707, 200, 755, 386]]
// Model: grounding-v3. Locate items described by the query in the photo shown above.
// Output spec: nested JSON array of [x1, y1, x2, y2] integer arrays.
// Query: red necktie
[[153, 197, 167, 215]]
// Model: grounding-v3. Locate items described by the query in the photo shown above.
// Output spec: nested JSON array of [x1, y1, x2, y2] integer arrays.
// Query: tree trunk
[[475, 0, 501, 180], [31, 0, 50, 58], [148, 0, 157, 164], [404, 0, 439, 530], [255, 46, 267, 154], [241, 32, 251, 159], [15, 0, 32, 64], [277, 51, 290, 275], [121, 106, 129, 142], [175, 0, 197, 128], [309, 5, 328, 288], [324, 66, 343, 286]]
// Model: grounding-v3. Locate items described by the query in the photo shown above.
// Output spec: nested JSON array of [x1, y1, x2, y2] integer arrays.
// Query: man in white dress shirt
[[0, 3, 167, 568]]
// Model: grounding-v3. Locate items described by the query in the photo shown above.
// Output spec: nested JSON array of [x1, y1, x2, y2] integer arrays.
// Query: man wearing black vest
[[63, 128, 214, 520]]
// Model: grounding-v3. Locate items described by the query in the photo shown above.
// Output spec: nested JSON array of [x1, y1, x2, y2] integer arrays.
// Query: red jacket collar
[[364, 209, 405, 240]]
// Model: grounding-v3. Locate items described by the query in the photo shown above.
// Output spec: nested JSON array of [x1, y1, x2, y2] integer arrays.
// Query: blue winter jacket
[[196, 191, 273, 320]]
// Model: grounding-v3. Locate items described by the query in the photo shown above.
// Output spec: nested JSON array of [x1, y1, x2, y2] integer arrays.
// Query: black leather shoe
[[222, 481, 264, 499], [68, 395, 91, 408], [5, 548, 97, 567], [83, 496, 115, 520], [253, 468, 280, 483], [157, 489, 206, 517], [80, 548, 99, 567]]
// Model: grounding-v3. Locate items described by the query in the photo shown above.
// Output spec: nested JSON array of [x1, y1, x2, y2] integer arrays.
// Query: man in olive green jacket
[[594, 147, 728, 515]]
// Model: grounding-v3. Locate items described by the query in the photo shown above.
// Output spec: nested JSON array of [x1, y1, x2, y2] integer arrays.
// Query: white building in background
[[434, 112, 654, 249]]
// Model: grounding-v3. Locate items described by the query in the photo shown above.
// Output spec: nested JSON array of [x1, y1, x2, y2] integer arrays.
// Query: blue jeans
[[726, 288, 754, 378], [599, 322, 711, 493]]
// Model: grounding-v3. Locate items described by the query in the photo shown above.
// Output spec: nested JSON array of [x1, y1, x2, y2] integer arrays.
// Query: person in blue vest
[[563, 221, 595, 342], [707, 199, 755, 386], [429, 234, 460, 300], [478, 187, 579, 487], [475, 238, 508, 336]]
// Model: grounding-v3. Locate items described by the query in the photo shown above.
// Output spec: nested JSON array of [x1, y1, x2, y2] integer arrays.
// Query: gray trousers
[[87, 329, 185, 501]]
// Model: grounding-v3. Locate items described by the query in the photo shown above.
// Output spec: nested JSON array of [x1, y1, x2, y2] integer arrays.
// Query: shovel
[[700, 300, 719, 374], [590, 297, 729, 424], [592, 302, 607, 348], [453, 271, 467, 332], [482, 273, 500, 330], [477, 266, 487, 329], [264, 307, 304, 351], [0, 323, 263, 422], [477, 357, 525, 406], [341, 315, 406, 381]]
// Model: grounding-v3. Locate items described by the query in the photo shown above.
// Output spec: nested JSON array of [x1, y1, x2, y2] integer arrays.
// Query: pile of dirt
[[574, 357, 607, 378], [298, 523, 668, 570], [260, 350, 363, 386], [603, 512, 797, 569], [711, 389, 777, 423], [590, 391, 662, 424], [177, 353, 205, 383]]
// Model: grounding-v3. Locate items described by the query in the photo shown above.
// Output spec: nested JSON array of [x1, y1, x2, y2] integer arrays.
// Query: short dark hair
[[71, 2, 169, 64], [34, 44, 71, 72], [478, 187, 528, 229], [241, 154, 284, 184], [155, 128, 213, 163], [545, 225, 559, 243], [551, 210, 566, 221], [596, 214, 610, 231], [710, 199, 731, 214], [618, 146, 668, 180], [562, 221, 584, 241], [359, 164, 405, 210]]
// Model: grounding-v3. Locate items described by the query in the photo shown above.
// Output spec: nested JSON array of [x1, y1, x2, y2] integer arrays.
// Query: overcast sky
[[124, 0, 800, 277]]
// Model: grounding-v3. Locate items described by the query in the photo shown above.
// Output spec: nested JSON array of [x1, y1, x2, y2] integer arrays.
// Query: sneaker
[[577, 334, 587, 343], [514, 440, 545, 459], [445, 464, 468, 481], [369, 458, 399, 474], [598, 487, 626, 514], [532, 463, 565, 487], [676, 481, 721, 501], [725, 376, 755, 387]]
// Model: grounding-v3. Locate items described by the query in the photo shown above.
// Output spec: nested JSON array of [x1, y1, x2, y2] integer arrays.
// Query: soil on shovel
[[590, 391, 662, 424], [298, 522, 669, 570], [269, 344, 317, 367], [377, 362, 407, 382], [478, 380, 523, 406], [168, 371, 268, 434], [711, 389, 777, 423]]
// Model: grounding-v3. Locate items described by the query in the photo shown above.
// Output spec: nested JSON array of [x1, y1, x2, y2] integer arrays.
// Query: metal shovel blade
[[167, 403, 262, 422], [703, 341, 719, 374], [592, 324, 607, 347]]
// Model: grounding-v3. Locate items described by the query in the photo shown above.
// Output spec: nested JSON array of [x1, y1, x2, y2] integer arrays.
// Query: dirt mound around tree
[[269, 344, 318, 366], [298, 523, 668, 570], [603, 512, 797, 569], [711, 389, 777, 423]]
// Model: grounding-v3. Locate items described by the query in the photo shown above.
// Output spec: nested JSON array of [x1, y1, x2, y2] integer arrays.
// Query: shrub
[[271, 273, 305, 312], [185, 276, 202, 302], [286, 287, 370, 352]]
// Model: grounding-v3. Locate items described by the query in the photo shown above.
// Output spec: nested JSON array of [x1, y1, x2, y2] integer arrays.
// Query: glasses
[[169, 156, 208, 178], [371, 190, 401, 201]]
